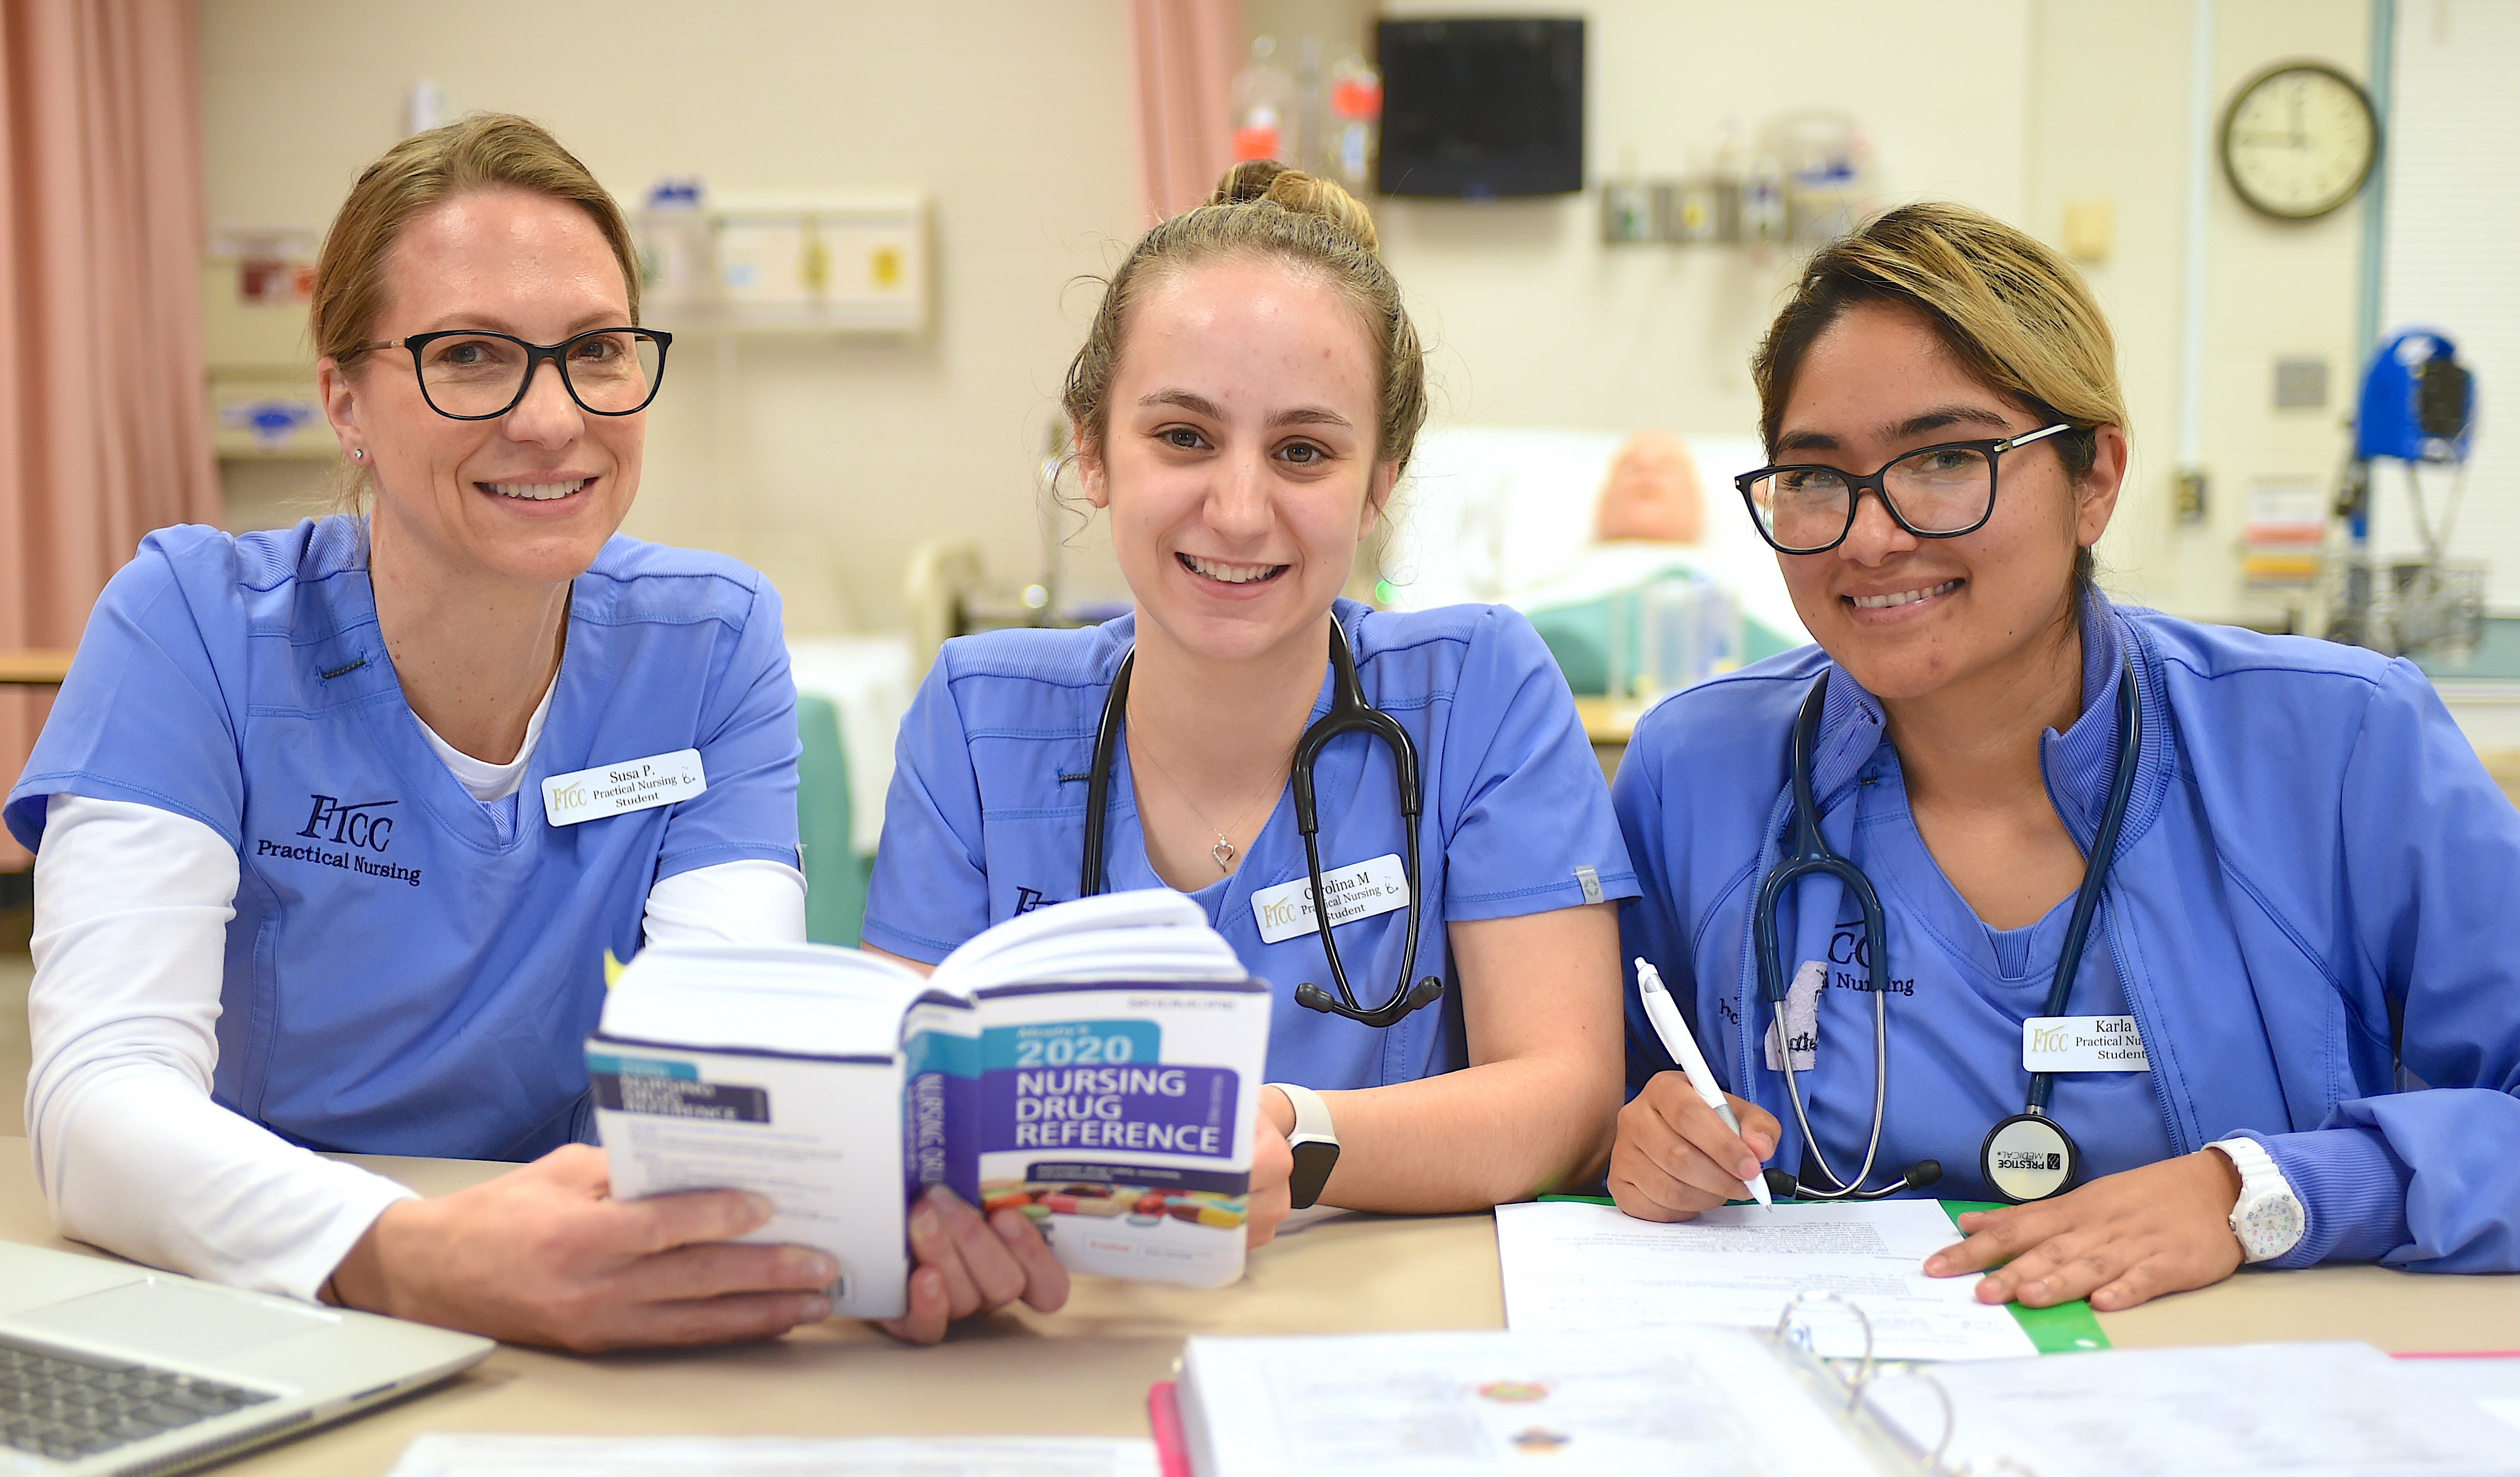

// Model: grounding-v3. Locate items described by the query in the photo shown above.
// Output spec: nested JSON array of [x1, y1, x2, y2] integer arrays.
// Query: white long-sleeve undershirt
[[25, 792, 807, 1301]]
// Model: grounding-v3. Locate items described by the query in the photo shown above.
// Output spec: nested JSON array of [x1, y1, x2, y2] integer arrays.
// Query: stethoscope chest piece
[[1981, 1111, 2082, 1204]]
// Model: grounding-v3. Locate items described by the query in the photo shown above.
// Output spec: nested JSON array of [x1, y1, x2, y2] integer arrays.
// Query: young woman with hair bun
[[866, 162, 1635, 1240]]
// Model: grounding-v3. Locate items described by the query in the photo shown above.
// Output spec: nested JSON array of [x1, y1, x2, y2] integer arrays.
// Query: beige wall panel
[[202, 0, 1144, 632]]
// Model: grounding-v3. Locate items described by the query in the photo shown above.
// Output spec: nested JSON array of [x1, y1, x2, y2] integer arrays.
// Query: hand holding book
[[591, 890, 1275, 1334]]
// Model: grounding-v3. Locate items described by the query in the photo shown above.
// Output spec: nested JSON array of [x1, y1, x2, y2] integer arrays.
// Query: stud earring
[[350, 448, 365, 461]]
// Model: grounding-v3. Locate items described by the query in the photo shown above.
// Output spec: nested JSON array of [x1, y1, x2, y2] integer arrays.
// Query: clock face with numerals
[[2220, 62, 2380, 221]]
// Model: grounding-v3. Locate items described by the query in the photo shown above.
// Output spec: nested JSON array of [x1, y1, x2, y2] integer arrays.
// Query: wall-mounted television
[[1376, 17, 1585, 198]]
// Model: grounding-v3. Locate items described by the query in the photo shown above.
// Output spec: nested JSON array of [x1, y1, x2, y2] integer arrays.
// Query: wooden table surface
[[6, 1138, 2517, 1473], [0, 650, 70, 686]]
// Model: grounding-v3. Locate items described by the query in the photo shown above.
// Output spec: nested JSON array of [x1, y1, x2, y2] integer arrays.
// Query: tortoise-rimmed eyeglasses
[[1735, 423, 2084, 555]]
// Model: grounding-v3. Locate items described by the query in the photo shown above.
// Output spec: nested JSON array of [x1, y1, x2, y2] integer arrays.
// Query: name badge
[[1250, 854, 1409, 944], [2022, 1014, 2151, 1072], [542, 749, 708, 827], [1764, 959, 1822, 1071]]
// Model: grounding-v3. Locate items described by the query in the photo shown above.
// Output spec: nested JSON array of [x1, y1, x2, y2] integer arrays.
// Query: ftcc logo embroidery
[[252, 794, 423, 887], [299, 794, 397, 851]]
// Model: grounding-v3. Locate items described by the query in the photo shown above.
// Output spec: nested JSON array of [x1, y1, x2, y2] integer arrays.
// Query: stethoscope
[[1751, 654, 2142, 1205], [1079, 619, 1445, 1028]]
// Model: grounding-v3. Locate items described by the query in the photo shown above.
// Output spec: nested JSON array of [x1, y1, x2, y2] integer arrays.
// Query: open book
[[588, 890, 1271, 1319]]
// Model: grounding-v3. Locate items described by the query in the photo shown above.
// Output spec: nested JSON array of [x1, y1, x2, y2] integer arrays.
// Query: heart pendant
[[1211, 837, 1237, 871]]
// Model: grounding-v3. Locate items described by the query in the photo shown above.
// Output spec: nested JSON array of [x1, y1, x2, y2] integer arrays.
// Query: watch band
[[1269, 1082, 1341, 1211], [2209, 1135, 2303, 1262]]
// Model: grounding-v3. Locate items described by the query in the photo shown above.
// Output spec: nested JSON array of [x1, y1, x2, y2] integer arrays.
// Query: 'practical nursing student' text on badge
[[1250, 854, 1408, 944], [542, 750, 707, 827]]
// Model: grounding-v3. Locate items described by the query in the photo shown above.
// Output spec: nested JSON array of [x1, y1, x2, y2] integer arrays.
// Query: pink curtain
[[0, 0, 217, 866], [1128, 0, 1244, 223]]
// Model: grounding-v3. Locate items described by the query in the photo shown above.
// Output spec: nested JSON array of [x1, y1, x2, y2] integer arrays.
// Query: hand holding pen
[[1616, 956, 1779, 1216]]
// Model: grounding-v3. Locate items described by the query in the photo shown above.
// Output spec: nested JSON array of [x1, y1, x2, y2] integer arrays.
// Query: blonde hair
[[312, 113, 638, 365], [311, 114, 637, 509], [1062, 161, 1427, 478], [1752, 201, 2127, 589]]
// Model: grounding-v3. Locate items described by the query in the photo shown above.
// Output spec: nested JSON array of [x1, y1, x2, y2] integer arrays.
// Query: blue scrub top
[[1788, 707, 2176, 1203], [864, 598, 1640, 1090], [1617, 594, 2520, 1272], [7, 518, 802, 1161]]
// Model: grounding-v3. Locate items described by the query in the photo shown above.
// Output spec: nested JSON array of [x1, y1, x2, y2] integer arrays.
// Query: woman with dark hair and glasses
[[7, 114, 1062, 1349], [1609, 201, 2520, 1311]]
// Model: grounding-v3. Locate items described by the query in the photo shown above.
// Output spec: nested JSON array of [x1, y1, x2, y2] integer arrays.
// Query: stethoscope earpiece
[[1762, 1157, 1942, 1204]]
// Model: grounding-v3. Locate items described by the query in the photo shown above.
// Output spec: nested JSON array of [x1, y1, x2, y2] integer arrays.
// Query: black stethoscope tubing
[[1080, 618, 1445, 1027], [1753, 653, 2143, 1201]]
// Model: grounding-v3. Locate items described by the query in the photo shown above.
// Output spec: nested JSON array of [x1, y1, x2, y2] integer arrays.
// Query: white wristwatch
[[2208, 1136, 2305, 1263], [1268, 1082, 1340, 1210]]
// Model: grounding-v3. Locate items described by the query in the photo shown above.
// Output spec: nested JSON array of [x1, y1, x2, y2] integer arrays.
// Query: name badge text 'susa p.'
[[542, 749, 708, 827]]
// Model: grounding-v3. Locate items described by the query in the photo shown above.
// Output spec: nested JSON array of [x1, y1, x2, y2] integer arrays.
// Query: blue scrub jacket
[[7, 518, 803, 1162], [864, 598, 1641, 1092], [1616, 594, 2520, 1272]]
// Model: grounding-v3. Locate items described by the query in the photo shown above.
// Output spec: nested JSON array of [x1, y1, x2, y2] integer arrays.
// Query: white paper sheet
[[1179, 1327, 1889, 1476], [1494, 1200, 2038, 1362], [1863, 1341, 2520, 1476], [2404, 1353, 2520, 1435], [387, 1434, 1158, 1477]]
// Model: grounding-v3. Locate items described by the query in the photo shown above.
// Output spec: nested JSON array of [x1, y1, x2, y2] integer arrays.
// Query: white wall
[[1372, 0, 2030, 436], [205, 0, 2381, 629], [1353, 0, 2376, 622], [202, 0, 1145, 632], [2376, 0, 2520, 603]]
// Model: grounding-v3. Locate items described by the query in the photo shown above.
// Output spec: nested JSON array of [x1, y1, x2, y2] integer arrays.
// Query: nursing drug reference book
[[588, 890, 1271, 1320]]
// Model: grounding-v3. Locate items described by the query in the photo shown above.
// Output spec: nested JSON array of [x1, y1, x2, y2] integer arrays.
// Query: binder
[[1157, 1310, 2520, 1474], [1159, 1293, 1943, 1475]]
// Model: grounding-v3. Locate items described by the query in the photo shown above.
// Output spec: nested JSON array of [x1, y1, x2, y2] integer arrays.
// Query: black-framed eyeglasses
[[1735, 423, 2082, 555], [342, 327, 673, 421]]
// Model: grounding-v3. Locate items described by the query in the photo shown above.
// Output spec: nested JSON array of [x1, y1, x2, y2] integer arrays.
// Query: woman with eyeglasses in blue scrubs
[[8, 115, 1056, 1350], [1610, 202, 2520, 1312], [863, 163, 1636, 1245]]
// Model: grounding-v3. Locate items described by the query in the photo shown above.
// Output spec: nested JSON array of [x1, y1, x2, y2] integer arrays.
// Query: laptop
[[0, 1241, 493, 1475]]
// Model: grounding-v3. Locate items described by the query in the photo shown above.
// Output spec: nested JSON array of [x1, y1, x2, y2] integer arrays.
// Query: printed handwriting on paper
[[1495, 1200, 2036, 1362]]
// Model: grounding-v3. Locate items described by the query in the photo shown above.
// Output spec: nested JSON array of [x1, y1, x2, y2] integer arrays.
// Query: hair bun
[[1211, 159, 1290, 205], [1207, 161, 1379, 255]]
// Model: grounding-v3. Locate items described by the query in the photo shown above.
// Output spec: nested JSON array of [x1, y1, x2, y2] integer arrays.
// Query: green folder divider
[[1939, 1200, 2109, 1353], [1527, 1194, 2110, 1354]]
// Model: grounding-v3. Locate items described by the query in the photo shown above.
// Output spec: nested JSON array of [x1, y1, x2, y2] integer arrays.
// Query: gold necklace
[[1126, 725, 1290, 873]]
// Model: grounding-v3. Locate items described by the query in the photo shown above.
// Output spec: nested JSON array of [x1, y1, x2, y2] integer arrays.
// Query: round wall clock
[[2220, 61, 2380, 221]]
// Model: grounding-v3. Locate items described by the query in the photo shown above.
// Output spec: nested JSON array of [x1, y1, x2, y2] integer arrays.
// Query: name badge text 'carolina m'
[[542, 749, 708, 827], [1250, 854, 1409, 944]]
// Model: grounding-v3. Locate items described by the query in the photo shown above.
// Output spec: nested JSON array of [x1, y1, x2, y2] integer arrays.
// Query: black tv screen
[[1376, 17, 1585, 198]]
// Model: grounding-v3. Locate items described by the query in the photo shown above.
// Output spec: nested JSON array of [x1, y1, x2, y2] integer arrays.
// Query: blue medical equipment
[[1752, 656, 2143, 1204], [2355, 329, 2475, 467], [2332, 330, 2481, 658]]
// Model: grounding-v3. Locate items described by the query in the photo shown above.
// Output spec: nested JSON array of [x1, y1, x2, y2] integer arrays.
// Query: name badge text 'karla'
[[1250, 854, 1409, 944], [2022, 1014, 2151, 1072], [542, 749, 708, 827]]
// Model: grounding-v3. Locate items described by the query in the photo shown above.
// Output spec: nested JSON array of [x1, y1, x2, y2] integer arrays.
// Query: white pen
[[1634, 956, 1774, 1210]]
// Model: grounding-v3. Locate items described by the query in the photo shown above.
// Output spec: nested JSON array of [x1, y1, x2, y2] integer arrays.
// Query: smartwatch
[[2208, 1136, 2306, 1263], [1268, 1082, 1341, 1210]]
